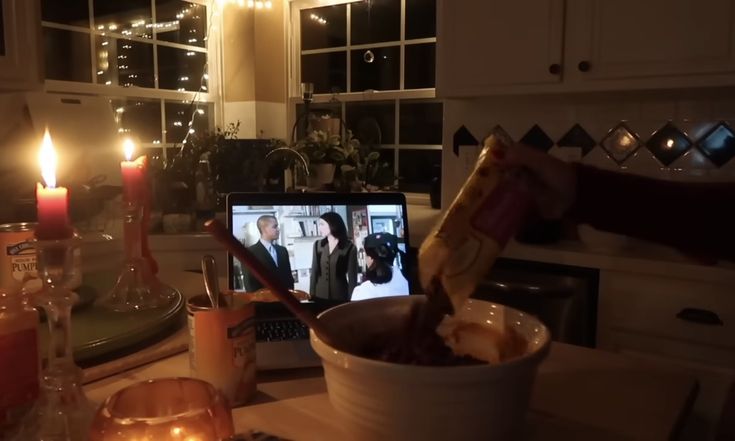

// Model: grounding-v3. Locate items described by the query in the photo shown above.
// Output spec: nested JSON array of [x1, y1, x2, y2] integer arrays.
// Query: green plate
[[37, 284, 98, 321], [37, 271, 185, 365]]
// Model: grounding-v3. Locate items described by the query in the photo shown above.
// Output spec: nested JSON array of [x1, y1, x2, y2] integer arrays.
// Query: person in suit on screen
[[310, 211, 358, 301], [244, 215, 294, 292]]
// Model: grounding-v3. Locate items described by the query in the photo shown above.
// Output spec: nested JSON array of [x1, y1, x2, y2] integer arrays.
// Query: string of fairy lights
[[177, 1, 216, 151], [178, 0, 275, 150], [109, 0, 265, 154]]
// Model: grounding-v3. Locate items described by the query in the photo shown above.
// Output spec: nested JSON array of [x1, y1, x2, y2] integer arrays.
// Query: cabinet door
[[436, 0, 565, 97], [566, 0, 735, 85]]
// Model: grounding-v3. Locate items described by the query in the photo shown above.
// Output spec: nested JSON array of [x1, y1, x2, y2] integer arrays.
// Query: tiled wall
[[441, 88, 735, 207]]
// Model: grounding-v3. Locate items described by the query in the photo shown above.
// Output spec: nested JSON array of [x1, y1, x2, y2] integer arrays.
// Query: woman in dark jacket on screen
[[310, 211, 358, 301]]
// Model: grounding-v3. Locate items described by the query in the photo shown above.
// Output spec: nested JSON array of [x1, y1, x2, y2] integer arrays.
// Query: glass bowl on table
[[88, 377, 235, 441], [310, 296, 551, 441]]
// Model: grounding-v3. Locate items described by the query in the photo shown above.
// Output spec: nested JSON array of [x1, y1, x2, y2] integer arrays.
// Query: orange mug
[[187, 294, 256, 407]]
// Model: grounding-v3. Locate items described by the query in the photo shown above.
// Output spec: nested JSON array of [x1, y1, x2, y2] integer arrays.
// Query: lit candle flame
[[39, 129, 57, 189], [123, 138, 135, 161]]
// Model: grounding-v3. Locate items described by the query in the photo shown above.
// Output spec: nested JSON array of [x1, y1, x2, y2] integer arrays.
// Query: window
[[41, 0, 218, 158], [290, 0, 441, 194]]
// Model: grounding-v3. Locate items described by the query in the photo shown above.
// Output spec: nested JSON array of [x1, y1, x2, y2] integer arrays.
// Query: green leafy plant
[[336, 130, 394, 191], [269, 129, 394, 191], [150, 122, 259, 212], [292, 130, 349, 165]]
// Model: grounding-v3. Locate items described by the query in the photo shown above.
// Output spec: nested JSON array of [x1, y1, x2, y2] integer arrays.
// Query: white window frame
[[42, 0, 223, 155], [287, 0, 440, 199], [0, 0, 43, 90]]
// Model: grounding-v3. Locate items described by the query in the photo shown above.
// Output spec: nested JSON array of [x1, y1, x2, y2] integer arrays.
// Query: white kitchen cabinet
[[597, 270, 735, 441], [436, 0, 565, 97], [0, 0, 43, 91], [565, 0, 735, 86], [438, 0, 735, 97]]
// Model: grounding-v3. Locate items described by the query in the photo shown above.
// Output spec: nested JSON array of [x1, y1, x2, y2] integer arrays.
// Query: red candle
[[121, 139, 145, 203], [35, 129, 72, 240]]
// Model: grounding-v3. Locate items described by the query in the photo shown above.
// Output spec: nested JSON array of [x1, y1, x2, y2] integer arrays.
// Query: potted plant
[[293, 130, 344, 188], [269, 129, 395, 192], [150, 121, 286, 219], [333, 130, 395, 192]]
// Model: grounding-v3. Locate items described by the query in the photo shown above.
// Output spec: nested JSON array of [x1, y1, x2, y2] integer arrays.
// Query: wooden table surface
[[82, 271, 698, 440], [85, 339, 697, 441]]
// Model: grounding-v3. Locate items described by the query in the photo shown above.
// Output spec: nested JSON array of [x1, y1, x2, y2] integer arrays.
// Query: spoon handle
[[201, 255, 224, 309]]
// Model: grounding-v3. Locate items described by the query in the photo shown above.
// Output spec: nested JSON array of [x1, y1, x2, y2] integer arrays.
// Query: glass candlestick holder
[[97, 200, 175, 312], [12, 233, 95, 441]]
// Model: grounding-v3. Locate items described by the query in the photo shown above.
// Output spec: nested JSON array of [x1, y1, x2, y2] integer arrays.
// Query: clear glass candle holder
[[12, 233, 95, 441], [89, 377, 235, 441], [96, 200, 175, 312]]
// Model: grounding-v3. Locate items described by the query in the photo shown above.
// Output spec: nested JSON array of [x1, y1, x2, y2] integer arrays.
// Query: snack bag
[[419, 135, 531, 311]]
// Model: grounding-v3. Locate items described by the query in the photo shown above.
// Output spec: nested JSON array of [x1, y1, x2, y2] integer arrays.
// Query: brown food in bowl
[[355, 302, 528, 366], [438, 320, 528, 364]]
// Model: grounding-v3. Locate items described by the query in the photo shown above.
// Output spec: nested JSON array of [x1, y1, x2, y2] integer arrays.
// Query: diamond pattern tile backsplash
[[519, 124, 554, 152], [600, 122, 640, 165], [452, 119, 735, 175], [442, 92, 735, 208], [558, 124, 596, 156], [646, 122, 692, 166], [698, 122, 735, 167]]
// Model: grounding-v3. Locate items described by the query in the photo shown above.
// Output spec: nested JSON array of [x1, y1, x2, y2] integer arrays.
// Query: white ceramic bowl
[[310, 296, 551, 441]]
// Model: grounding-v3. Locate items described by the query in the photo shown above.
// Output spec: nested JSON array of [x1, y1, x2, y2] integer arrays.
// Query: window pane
[[398, 149, 440, 193], [404, 43, 435, 89], [296, 103, 342, 120], [301, 52, 346, 94], [42, 0, 89, 27], [405, 0, 436, 39], [96, 36, 154, 88], [158, 46, 206, 91], [111, 98, 162, 144], [350, 0, 400, 45], [345, 101, 395, 146], [300, 5, 346, 50], [375, 147, 396, 186], [350, 46, 399, 91], [399, 101, 442, 145], [155, 0, 207, 48], [295, 103, 342, 140], [44, 28, 91, 82], [93, 0, 153, 39], [164, 101, 211, 144]]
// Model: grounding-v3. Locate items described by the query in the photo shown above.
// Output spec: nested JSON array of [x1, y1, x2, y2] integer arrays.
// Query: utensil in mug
[[201, 254, 227, 308]]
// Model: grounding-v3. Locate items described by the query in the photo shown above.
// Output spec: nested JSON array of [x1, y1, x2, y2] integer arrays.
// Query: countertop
[[80, 271, 698, 440], [85, 338, 698, 441]]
